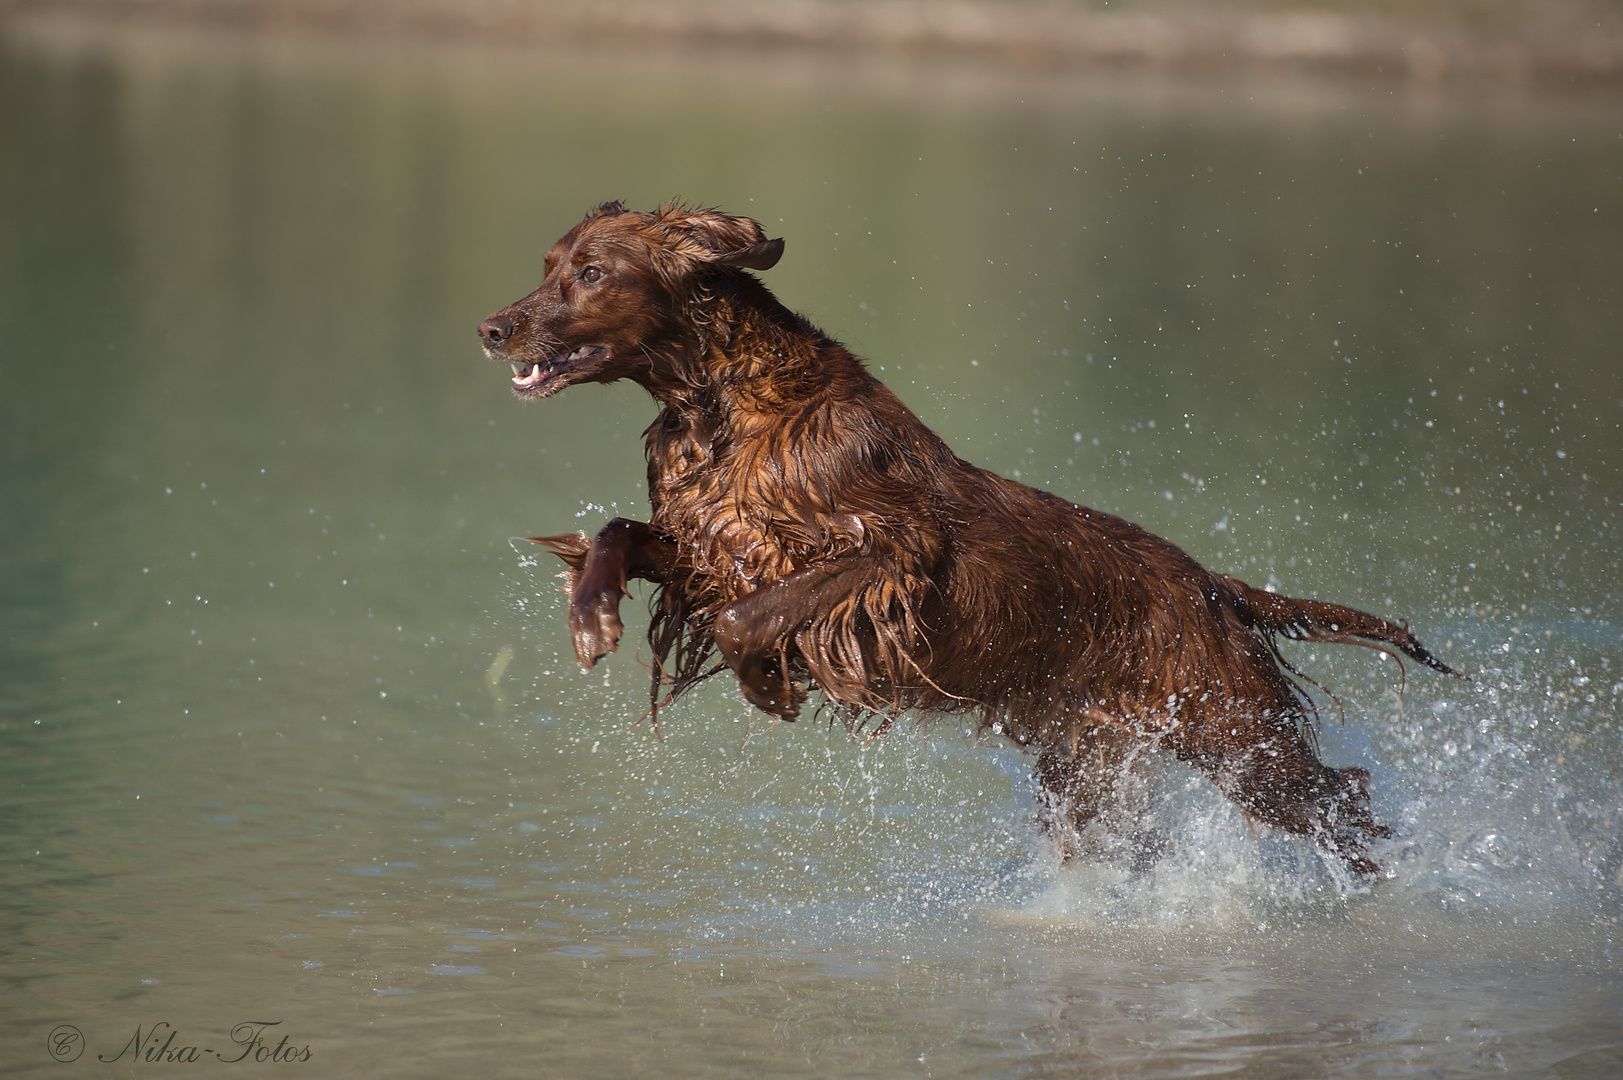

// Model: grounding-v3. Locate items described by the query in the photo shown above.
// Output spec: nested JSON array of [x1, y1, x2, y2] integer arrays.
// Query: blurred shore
[[1, 0, 1620, 82]]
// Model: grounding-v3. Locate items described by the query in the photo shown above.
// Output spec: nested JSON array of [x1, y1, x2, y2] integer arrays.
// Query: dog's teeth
[[511, 362, 523, 376]]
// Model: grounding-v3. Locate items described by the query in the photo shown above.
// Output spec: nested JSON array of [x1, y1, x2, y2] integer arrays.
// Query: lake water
[[2, 15, 1620, 1077]]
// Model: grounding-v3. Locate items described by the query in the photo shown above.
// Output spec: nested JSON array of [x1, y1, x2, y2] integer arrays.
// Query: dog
[[479, 201, 1459, 874]]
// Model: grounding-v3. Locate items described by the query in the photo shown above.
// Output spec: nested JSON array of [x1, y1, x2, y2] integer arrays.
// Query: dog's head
[[478, 202, 783, 400]]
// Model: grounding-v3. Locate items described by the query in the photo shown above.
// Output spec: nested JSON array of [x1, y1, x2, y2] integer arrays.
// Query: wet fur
[[480, 201, 1460, 875]]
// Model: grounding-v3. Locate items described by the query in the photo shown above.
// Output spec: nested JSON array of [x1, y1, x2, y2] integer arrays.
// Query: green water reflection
[[2, 18, 1620, 1078]]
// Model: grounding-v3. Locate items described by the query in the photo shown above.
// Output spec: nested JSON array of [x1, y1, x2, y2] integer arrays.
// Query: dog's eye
[[580, 266, 605, 284]]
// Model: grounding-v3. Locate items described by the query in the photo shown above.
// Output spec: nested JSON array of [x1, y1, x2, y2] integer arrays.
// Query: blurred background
[[3, 0, 1622, 81], [2, 2, 1620, 1077]]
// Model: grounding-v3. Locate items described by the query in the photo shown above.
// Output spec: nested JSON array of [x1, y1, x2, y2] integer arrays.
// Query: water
[[2, 15, 1621, 1077]]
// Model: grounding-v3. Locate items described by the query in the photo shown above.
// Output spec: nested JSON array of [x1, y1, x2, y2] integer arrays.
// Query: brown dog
[[479, 201, 1458, 874]]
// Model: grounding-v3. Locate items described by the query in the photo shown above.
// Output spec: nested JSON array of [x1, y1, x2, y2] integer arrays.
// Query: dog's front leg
[[529, 518, 678, 669], [711, 558, 879, 718]]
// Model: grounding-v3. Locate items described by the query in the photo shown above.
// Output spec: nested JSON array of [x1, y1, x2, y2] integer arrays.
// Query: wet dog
[[479, 201, 1459, 873]]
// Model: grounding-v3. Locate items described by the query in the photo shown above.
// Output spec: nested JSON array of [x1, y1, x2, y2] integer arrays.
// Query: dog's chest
[[644, 411, 798, 600]]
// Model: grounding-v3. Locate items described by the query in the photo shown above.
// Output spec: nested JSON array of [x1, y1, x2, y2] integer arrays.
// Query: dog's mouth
[[507, 346, 608, 397]]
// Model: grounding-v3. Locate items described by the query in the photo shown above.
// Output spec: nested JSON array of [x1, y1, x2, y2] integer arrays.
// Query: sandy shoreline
[[1, 0, 1620, 82]]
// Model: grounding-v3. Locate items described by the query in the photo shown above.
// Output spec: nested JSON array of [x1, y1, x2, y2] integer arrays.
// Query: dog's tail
[[1214, 573, 1462, 680]]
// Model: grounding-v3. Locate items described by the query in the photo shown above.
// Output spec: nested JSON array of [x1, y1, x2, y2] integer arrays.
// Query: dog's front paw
[[711, 604, 806, 718], [735, 655, 806, 719], [569, 592, 625, 669]]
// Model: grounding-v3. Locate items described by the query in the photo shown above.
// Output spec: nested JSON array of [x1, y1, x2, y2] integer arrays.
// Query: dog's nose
[[479, 315, 515, 347]]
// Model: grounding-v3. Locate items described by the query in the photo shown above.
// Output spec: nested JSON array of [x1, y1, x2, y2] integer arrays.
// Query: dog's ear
[[710, 238, 784, 271], [650, 206, 785, 279]]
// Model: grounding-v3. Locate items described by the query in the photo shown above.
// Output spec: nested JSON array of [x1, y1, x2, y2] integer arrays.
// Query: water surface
[[2, 18, 1620, 1077]]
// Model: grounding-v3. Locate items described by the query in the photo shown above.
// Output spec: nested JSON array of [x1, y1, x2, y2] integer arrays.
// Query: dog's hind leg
[[1036, 723, 1164, 867], [1174, 707, 1390, 875], [530, 518, 678, 669]]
